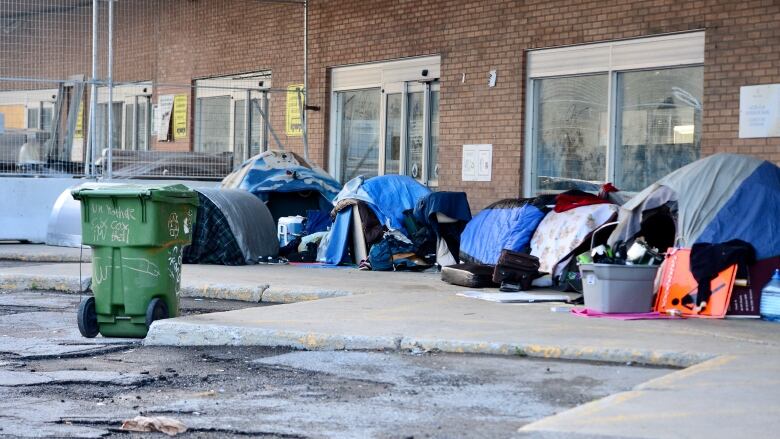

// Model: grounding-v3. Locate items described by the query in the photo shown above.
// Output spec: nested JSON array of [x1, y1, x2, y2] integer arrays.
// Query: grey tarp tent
[[608, 153, 780, 259], [184, 188, 278, 265]]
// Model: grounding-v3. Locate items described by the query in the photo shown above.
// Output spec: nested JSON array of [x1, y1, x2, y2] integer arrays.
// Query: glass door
[[380, 81, 439, 186]]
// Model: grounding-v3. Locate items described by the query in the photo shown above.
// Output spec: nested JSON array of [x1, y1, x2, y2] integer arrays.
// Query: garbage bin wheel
[[77, 296, 99, 338], [145, 298, 170, 329]]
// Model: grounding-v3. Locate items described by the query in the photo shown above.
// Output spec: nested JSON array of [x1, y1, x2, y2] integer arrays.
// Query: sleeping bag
[[459, 199, 546, 266]]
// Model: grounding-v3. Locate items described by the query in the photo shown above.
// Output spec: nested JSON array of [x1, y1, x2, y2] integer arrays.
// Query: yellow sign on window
[[173, 94, 188, 140], [0, 105, 25, 129], [74, 104, 84, 139], [285, 84, 304, 137]]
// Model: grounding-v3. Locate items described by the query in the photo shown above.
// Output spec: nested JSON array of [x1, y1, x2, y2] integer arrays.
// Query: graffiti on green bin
[[111, 221, 130, 243], [122, 257, 160, 278], [168, 245, 183, 294], [168, 212, 180, 238]]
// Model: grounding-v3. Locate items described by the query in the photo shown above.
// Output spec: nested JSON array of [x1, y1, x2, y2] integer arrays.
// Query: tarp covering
[[609, 153, 780, 259], [459, 199, 546, 266], [333, 175, 431, 232], [183, 188, 278, 265], [318, 175, 431, 264], [222, 150, 341, 202]]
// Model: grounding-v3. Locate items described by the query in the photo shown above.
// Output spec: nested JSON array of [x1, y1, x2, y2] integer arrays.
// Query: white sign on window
[[151, 104, 159, 136], [157, 95, 174, 141], [739, 84, 780, 138], [462, 144, 492, 182]]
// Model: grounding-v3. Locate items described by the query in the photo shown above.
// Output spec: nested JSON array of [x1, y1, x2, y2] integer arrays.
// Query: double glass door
[[382, 81, 439, 186], [334, 80, 439, 186]]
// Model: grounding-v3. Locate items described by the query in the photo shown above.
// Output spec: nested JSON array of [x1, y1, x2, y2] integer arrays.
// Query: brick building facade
[[3, 0, 780, 209]]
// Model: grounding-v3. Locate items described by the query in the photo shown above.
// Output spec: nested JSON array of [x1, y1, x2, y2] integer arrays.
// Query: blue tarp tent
[[610, 153, 780, 259], [459, 199, 547, 265], [221, 150, 341, 222], [318, 175, 431, 264]]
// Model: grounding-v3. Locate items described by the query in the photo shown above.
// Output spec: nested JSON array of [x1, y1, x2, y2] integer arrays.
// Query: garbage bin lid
[[71, 183, 199, 204]]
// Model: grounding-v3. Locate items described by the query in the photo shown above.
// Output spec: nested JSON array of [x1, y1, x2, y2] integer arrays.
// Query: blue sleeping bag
[[460, 199, 546, 265]]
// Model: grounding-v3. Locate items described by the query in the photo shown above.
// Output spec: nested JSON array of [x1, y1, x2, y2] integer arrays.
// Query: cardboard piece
[[655, 248, 737, 318], [728, 257, 780, 317]]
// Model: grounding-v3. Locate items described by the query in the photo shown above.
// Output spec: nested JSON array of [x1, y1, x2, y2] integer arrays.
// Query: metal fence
[[0, 0, 302, 180]]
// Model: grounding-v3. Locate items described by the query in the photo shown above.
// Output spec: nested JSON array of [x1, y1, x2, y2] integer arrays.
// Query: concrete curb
[[0, 251, 91, 263], [0, 273, 92, 294], [0, 273, 351, 304], [144, 320, 713, 368]]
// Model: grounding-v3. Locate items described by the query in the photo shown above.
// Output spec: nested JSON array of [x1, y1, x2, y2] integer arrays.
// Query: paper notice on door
[[173, 94, 188, 140], [157, 95, 174, 141]]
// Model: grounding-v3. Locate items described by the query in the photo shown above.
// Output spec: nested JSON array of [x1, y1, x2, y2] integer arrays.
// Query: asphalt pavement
[[0, 290, 666, 438]]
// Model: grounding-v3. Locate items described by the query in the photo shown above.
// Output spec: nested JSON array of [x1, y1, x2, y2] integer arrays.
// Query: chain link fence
[[0, 0, 299, 180]]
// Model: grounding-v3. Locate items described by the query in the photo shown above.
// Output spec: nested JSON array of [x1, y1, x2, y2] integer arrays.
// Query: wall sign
[[739, 84, 780, 138], [285, 84, 304, 137], [157, 95, 174, 141], [74, 104, 84, 139], [173, 94, 188, 140], [462, 144, 492, 182]]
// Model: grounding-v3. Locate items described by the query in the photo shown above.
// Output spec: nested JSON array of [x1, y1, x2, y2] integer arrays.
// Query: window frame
[[524, 32, 705, 196], [193, 72, 271, 159], [329, 56, 441, 186]]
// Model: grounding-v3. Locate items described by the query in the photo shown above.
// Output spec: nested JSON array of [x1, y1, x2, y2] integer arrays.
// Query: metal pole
[[244, 90, 251, 161], [298, 88, 309, 160], [86, 0, 99, 177], [106, 0, 114, 179], [262, 90, 269, 152], [132, 95, 139, 150], [302, 0, 309, 160], [253, 100, 285, 151]]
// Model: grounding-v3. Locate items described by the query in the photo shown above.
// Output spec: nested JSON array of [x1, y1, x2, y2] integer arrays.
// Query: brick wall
[[306, 0, 780, 209], [5, 1, 780, 208]]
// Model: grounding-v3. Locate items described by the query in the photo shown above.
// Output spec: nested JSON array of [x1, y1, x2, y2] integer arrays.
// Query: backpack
[[368, 235, 419, 271]]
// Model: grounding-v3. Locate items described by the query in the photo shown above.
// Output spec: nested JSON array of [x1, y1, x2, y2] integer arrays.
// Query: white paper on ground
[[457, 290, 580, 303]]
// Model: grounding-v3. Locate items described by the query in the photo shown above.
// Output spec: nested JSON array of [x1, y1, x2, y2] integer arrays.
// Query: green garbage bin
[[72, 184, 199, 338]]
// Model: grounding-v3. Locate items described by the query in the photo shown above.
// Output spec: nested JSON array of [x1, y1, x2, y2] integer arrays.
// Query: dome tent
[[608, 153, 780, 259], [221, 150, 341, 222]]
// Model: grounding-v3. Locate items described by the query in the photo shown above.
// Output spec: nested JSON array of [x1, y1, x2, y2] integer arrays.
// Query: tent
[[183, 188, 278, 265], [221, 150, 342, 222], [459, 199, 547, 266], [608, 153, 780, 259], [318, 175, 431, 265]]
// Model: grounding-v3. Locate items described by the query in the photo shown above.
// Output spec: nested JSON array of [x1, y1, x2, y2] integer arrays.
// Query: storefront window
[[330, 56, 441, 185], [533, 75, 608, 192], [96, 102, 122, 150], [406, 91, 424, 180], [234, 99, 264, 162], [428, 90, 440, 184], [526, 32, 704, 195], [194, 96, 230, 153], [384, 93, 402, 174], [336, 89, 381, 182], [616, 67, 703, 191]]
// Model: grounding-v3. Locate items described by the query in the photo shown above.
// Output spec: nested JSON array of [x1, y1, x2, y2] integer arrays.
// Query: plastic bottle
[[759, 269, 780, 322]]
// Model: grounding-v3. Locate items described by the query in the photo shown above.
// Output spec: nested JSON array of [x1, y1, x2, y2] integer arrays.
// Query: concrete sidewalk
[[0, 258, 481, 303], [4, 244, 780, 437], [0, 243, 91, 263], [145, 289, 780, 438]]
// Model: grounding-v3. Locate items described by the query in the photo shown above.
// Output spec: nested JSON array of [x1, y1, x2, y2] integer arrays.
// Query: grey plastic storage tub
[[579, 264, 659, 313]]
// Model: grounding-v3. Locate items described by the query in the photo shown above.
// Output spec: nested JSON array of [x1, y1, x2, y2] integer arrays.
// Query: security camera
[[258, 81, 265, 88], [422, 69, 429, 77]]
